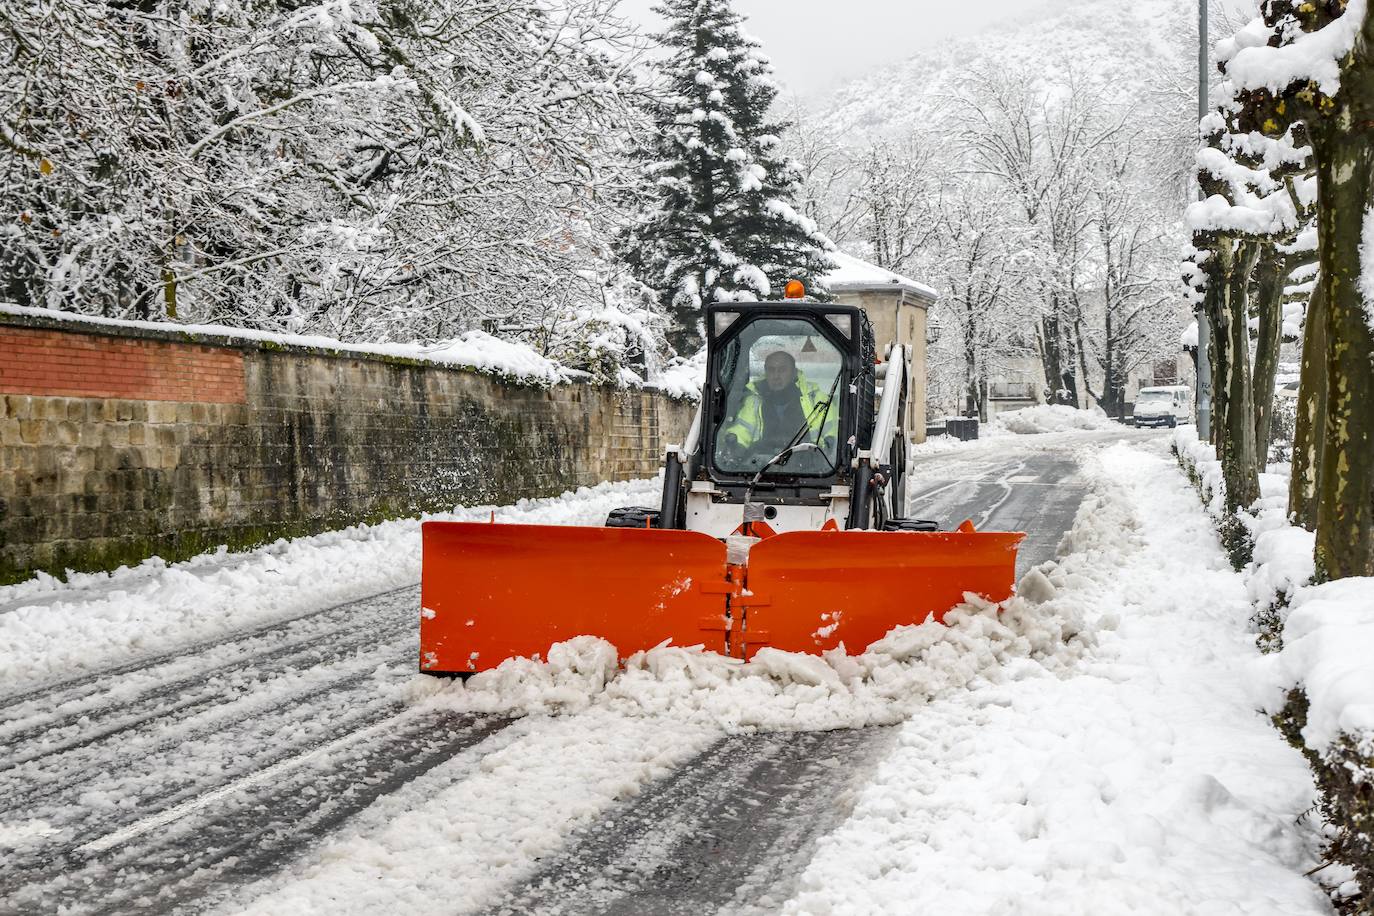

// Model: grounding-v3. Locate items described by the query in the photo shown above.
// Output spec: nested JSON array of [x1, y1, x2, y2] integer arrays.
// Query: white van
[[1133, 386, 1191, 428]]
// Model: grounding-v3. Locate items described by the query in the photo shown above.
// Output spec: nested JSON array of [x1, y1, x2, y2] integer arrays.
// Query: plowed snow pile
[[996, 404, 1121, 434]]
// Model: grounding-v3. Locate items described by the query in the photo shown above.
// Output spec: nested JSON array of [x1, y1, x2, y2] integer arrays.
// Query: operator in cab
[[721, 350, 837, 459]]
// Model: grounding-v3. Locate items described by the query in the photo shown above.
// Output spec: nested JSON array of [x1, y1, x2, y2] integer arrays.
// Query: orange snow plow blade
[[736, 526, 1025, 659], [419, 521, 730, 674], [419, 520, 1024, 673]]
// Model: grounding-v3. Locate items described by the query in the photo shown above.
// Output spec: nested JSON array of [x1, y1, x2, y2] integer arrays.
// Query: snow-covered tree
[[1078, 146, 1185, 419], [927, 178, 1032, 421], [618, 0, 833, 354], [1222, 0, 1374, 579], [1, 0, 655, 370], [954, 68, 1126, 408]]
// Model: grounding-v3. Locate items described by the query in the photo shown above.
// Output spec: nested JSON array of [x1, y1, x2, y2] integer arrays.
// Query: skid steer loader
[[419, 291, 1024, 675]]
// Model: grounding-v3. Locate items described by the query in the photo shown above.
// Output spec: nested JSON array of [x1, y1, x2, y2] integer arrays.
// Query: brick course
[[0, 326, 246, 403], [0, 314, 693, 584]]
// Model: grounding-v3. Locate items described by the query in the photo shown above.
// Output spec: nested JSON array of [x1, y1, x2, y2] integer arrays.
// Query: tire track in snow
[[0, 709, 510, 916], [491, 728, 895, 916], [0, 649, 408, 819], [0, 609, 411, 772], [0, 584, 417, 718]]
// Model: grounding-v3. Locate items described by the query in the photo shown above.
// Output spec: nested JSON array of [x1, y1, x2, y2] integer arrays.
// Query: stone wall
[[0, 312, 694, 585]]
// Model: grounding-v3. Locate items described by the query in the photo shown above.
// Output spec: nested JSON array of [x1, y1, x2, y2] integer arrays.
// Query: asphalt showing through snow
[[0, 428, 1161, 915]]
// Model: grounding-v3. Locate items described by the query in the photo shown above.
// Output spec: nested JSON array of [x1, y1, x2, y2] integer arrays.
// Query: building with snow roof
[[824, 252, 936, 442]]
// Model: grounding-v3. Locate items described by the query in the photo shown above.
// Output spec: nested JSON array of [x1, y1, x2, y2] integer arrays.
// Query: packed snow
[[994, 404, 1122, 435]]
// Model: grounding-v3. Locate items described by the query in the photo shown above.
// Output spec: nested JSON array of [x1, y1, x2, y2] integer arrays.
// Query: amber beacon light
[[783, 279, 805, 299]]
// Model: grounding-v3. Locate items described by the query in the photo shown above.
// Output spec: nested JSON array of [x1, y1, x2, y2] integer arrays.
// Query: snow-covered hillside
[[814, 0, 1192, 142]]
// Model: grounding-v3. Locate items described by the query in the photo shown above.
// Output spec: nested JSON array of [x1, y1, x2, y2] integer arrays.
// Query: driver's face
[[764, 355, 796, 391]]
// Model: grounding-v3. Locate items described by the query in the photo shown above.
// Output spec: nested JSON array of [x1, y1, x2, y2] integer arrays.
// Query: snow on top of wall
[[0, 303, 574, 387], [824, 251, 937, 300], [1225, 0, 1367, 97]]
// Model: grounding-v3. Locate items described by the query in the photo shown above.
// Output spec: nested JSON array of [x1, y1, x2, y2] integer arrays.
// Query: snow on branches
[[0, 0, 654, 373], [617, 0, 833, 354]]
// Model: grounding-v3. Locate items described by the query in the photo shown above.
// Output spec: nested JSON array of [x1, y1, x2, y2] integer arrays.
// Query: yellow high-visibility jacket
[[724, 372, 838, 448]]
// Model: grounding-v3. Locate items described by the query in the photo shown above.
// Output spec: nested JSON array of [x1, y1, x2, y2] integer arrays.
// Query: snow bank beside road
[[780, 443, 1328, 915], [0, 478, 662, 695], [995, 404, 1121, 435]]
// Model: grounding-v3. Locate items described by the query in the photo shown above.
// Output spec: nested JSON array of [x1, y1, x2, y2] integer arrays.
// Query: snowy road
[[0, 427, 1329, 915]]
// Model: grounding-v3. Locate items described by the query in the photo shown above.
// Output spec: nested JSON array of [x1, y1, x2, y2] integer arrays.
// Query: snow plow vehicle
[[419, 290, 1024, 675]]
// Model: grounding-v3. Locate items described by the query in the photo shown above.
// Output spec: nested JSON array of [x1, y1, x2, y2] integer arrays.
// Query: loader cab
[[687, 303, 873, 532]]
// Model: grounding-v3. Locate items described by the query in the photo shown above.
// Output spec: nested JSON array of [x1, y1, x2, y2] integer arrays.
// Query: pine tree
[[620, 0, 834, 355]]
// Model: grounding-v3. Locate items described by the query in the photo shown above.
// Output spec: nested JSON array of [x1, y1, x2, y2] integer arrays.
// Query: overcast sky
[[618, 0, 1049, 97]]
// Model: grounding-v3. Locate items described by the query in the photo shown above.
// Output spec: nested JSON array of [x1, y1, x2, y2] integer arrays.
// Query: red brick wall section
[[0, 326, 246, 404]]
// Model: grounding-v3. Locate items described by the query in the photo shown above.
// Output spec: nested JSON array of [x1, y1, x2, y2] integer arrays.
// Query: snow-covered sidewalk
[[781, 442, 1329, 915]]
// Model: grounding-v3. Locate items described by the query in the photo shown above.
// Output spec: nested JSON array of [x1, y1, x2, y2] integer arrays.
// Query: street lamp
[[1195, 0, 1213, 440]]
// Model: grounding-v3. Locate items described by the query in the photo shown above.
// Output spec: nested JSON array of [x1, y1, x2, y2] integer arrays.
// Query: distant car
[[1133, 385, 1191, 428]]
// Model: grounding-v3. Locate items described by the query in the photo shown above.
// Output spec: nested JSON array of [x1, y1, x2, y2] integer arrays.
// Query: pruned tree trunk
[[1312, 125, 1374, 579], [1289, 277, 1326, 530], [1210, 238, 1262, 514], [1250, 246, 1286, 462]]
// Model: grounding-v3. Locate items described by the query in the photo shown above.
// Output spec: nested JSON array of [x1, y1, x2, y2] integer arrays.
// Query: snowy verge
[[1174, 426, 1369, 906], [993, 403, 1122, 435], [778, 441, 1328, 915], [0, 478, 662, 695]]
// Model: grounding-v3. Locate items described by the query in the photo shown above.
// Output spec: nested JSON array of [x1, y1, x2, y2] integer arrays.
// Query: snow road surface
[[0, 429, 1332, 915]]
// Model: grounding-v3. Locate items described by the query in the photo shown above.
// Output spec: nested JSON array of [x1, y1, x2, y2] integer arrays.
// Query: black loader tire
[[882, 518, 940, 532], [605, 506, 661, 529]]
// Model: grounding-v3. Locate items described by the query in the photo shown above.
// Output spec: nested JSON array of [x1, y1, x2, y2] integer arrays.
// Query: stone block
[[19, 420, 48, 445], [102, 425, 129, 448], [128, 424, 146, 446], [148, 402, 178, 424], [5, 396, 31, 419]]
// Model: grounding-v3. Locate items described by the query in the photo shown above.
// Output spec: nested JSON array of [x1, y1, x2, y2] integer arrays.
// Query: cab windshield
[[712, 317, 844, 476]]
